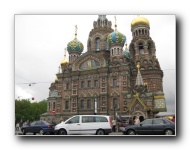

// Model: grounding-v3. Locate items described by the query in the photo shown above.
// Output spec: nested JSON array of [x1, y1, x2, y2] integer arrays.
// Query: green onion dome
[[123, 44, 130, 59], [67, 38, 84, 54], [107, 30, 126, 47]]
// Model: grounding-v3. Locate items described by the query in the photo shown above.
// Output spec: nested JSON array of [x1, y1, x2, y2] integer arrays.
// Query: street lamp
[[114, 105, 116, 120], [94, 96, 97, 115]]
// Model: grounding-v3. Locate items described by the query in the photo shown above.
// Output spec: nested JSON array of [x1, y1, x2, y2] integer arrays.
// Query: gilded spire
[[74, 25, 78, 39], [135, 63, 144, 86], [114, 15, 117, 31], [64, 47, 66, 58]]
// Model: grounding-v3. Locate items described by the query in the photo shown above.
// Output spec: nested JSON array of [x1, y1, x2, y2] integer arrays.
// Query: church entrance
[[139, 116, 144, 122], [132, 111, 146, 123]]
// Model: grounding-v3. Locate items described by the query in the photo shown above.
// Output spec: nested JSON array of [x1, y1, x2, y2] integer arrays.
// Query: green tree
[[15, 99, 47, 125]]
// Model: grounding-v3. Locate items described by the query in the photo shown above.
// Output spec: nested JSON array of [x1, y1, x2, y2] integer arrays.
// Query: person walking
[[16, 123, 20, 131], [172, 116, 175, 122], [112, 119, 116, 132], [134, 116, 140, 125]]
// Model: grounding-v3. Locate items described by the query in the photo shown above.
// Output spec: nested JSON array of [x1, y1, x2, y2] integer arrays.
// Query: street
[[15, 129, 123, 135]]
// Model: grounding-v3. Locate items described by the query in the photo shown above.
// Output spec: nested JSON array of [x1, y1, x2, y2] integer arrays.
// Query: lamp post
[[94, 96, 97, 115], [114, 105, 116, 120]]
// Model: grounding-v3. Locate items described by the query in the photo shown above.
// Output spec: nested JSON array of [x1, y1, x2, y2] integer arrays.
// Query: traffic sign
[[52, 110, 56, 114]]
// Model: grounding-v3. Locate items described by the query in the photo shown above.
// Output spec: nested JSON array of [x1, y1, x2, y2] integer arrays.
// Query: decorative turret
[[107, 16, 126, 58], [123, 43, 130, 59], [133, 63, 148, 94], [67, 25, 84, 62], [87, 15, 113, 51]]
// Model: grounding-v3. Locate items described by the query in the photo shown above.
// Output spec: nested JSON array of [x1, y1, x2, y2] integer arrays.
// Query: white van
[[54, 115, 112, 135]]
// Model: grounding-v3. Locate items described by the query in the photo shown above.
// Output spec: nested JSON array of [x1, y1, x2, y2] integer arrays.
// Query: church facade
[[41, 15, 167, 123]]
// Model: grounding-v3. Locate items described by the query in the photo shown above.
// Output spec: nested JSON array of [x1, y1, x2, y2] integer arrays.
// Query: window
[[153, 119, 165, 125], [113, 79, 117, 87], [65, 101, 69, 109], [102, 83, 105, 87], [88, 81, 91, 87], [66, 116, 79, 124], [87, 99, 91, 109], [106, 40, 109, 50], [94, 80, 98, 87], [81, 81, 84, 88], [141, 119, 152, 125], [66, 83, 69, 90], [73, 90, 76, 94], [117, 48, 120, 55], [82, 116, 108, 123], [48, 102, 51, 110], [139, 43, 144, 49], [53, 102, 56, 109], [81, 100, 84, 109], [95, 37, 100, 50], [113, 98, 117, 108]]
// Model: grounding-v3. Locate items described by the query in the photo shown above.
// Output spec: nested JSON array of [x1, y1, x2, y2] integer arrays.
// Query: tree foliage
[[15, 99, 47, 124]]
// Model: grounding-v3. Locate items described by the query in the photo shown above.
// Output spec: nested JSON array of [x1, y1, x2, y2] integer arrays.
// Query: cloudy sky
[[15, 15, 176, 113]]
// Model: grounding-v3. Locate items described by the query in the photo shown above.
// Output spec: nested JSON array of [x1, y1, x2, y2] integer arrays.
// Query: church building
[[40, 15, 167, 123]]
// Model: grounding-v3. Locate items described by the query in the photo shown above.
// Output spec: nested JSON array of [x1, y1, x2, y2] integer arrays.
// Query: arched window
[[139, 43, 144, 54], [53, 102, 56, 109], [113, 98, 117, 108], [65, 101, 69, 109], [148, 43, 151, 55], [117, 48, 120, 55], [81, 81, 84, 88], [95, 37, 100, 51], [73, 55, 76, 61], [106, 40, 109, 50], [113, 79, 117, 87], [49, 102, 51, 110]]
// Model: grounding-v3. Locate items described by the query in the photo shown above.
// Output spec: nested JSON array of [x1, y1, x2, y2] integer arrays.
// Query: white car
[[54, 115, 112, 135]]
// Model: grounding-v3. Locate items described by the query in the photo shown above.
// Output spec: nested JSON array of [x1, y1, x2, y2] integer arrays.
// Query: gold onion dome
[[60, 58, 68, 65], [55, 77, 58, 82], [131, 15, 150, 28]]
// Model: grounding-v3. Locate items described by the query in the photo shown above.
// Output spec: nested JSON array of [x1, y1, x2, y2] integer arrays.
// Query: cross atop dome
[[74, 25, 78, 39]]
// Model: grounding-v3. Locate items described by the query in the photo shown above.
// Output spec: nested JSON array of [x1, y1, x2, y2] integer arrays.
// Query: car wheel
[[127, 129, 136, 135], [165, 129, 173, 135], [22, 129, 26, 135], [39, 129, 44, 135], [33, 133, 36, 135], [96, 129, 105, 135], [58, 129, 67, 135]]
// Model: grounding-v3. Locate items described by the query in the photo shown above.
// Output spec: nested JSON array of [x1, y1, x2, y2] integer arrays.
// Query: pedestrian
[[16, 123, 20, 131], [172, 116, 175, 122], [134, 116, 140, 125], [112, 119, 116, 132], [129, 117, 134, 125]]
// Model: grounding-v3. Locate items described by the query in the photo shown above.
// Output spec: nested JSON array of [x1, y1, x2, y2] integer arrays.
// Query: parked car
[[21, 120, 55, 135], [54, 115, 112, 135], [122, 118, 175, 135]]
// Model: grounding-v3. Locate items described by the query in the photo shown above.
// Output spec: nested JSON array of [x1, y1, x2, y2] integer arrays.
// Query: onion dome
[[107, 16, 126, 47], [123, 44, 130, 58], [60, 48, 68, 66], [67, 38, 84, 53], [67, 25, 84, 54], [107, 31, 126, 46], [55, 77, 58, 82], [131, 15, 150, 28], [60, 57, 68, 66]]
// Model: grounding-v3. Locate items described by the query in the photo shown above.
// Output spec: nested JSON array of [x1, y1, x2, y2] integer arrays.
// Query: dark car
[[21, 120, 55, 135], [122, 118, 175, 135]]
